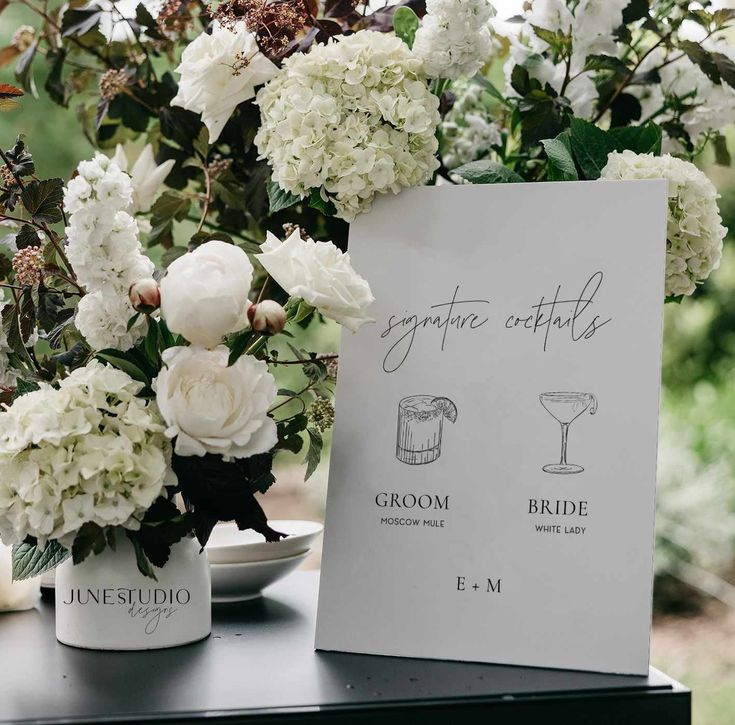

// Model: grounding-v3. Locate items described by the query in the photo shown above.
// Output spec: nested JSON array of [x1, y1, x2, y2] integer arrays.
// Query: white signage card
[[315, 180, 668, 675]]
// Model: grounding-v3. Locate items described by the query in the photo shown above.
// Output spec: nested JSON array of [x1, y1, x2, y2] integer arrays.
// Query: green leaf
[[12, 540, 70, 581], [452, 160, 524, 184], [161, 246, 187, 267], [530, 25, 572, 55], [21, 178, 64, 224], [607, 121, 662, 155], [126, 531, 158, 580], [583, 54, 630, 76], [471, 74, 505, 103], [713, 134, 731, 166], [150, 189, 191, 223], [44, 49, 67, 107], [623, 0, 650, 24], [71, 522, 107, 566], [14, 223, 40, 249], [12, 378, 40, 400], [542, 132, 578, 181], [4, 137, 34, 177], [267, 179, 300, 214], [568, 117, 615, 180], [303, 428, 323, 481], [679, 40, 735, 88], [309, 188, 337, 216], [61, 8, 103, 37], [227, 329, 254, 367], [393, 6, 420, 48], [96, 349, 150, 383]]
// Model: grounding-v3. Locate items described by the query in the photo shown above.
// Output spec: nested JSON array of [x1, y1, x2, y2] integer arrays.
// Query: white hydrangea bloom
[[75, 290, 148, 351], [601, 151, 726, 297], [0, 360, 173, 548], [413, 0, 495, 80], [172, 21, 278, 143], [64, 153, 155, 351], [255, 30, 440, 222], [441, 79, 502, 168]]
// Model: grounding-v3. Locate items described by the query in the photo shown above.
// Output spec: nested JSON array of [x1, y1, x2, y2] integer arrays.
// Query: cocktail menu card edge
[[315, 180, 668, 675]]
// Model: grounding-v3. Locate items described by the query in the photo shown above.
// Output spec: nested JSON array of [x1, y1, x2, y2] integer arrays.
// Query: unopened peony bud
[[129, 277, 161, 314], [247, 300, 287, 334]]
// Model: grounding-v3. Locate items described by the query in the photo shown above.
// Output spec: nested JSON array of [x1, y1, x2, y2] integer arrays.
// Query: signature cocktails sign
[[316, 181, 668, 674]]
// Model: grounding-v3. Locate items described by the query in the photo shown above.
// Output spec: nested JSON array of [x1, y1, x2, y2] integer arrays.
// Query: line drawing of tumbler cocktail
[[539, 391, 598, 475], [396, 395, 458, 465]]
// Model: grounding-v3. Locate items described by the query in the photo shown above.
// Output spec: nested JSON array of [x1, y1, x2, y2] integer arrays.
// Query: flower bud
[[247, 300, 287, 334], [129, 277, 161, 314]]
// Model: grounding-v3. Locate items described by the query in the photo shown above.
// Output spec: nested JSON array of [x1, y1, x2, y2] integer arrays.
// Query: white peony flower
[[153, 345, 277, 459], [112, 144, 175, 214], [160, 240, 254, 348], [413, 0, 495, 81], [255, 30, 440, 221], [75, 289, 147, 351], [601, 150, 727, 297], [257, 229, 375, 332], [0, 361, 172, 548], [171, 21, 278, 143], [441, 79, 502, 169]]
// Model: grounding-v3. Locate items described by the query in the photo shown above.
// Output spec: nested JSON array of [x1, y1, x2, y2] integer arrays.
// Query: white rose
[[160, 240, 254, 348], [153, 345, 277, 459], [171, 22, 278, 143], [257, 229, 375, 332]]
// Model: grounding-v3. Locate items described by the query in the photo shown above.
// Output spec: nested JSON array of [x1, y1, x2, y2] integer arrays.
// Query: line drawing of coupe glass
[[539, 391, 598, 475], [396, 395, 458, 465]]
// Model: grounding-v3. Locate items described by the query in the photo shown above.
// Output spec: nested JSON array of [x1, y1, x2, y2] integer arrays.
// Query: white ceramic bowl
[[205, 520, 323, 565], [210, 551, 309, 602]]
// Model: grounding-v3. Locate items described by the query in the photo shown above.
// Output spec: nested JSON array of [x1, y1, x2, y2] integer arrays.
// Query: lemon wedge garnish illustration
[[432, 397, 458, 423]]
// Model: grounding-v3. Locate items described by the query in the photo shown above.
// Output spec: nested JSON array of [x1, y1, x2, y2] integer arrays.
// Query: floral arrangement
[[0, 0, 732, 580]]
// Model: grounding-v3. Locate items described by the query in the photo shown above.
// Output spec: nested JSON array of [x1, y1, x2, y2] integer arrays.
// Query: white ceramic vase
[[55, 534, 211, 650]]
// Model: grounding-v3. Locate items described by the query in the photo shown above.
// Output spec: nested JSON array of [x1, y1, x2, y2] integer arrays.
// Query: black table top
[[0, 571, 690, 724]]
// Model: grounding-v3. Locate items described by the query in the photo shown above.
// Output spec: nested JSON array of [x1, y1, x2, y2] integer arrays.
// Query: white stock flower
[[75, 290, 147, 351], [112, 144, 175, 213], [160, 240, 254, 348], [441, 79, 502, 168], [601, 151, 726, 297], [413, 0, 495, 80], [171, 21, 278, 143], [255, 30, 440, 221], [257, 229, 375, 332], [154, 345, 277, 459], [0, 361, 172, 548], [64, 153, 155, 351]]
